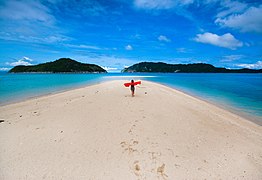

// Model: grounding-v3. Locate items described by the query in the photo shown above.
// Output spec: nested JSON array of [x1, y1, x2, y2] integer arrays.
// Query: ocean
[[0, 72, 261, 122]]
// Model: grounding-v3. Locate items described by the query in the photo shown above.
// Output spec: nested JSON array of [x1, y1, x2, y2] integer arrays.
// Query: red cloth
[[124, 81, 141, 87]]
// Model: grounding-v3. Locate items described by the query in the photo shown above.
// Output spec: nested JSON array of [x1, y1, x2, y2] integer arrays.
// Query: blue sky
[[0, 0, 261, 72]]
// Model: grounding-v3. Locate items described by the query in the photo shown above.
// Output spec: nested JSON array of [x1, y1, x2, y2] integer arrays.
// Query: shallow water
[[0, 72, 261, 121]]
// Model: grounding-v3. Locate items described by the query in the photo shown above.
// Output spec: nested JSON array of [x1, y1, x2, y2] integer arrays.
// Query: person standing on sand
[[130, 79, 135, 97]]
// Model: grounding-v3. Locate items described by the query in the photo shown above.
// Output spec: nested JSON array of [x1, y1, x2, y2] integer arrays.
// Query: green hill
[[9, 58, 107, 73], [122, 62, 262, 73]]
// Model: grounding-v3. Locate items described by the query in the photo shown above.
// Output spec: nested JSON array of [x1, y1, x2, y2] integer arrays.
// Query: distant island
[[9, 58, 107, 73], [122, 62, 262, 73]]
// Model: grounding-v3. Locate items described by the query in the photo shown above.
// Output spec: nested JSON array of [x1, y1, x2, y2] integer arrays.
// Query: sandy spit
[[0, 80, 261, 179]]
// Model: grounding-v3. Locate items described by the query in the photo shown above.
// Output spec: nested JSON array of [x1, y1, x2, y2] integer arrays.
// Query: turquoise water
[[0, 72, 261, 121], [0, 73, 105, 103]]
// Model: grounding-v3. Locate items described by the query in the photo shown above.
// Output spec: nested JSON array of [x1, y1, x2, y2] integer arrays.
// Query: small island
[[9, 58, 107, 73], [122, 62, 262, 73]]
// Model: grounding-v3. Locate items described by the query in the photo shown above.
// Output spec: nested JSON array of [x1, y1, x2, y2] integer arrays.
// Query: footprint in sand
[[148, 151, 162, 161], [128, 129, 133, 134], [33, 111, 40, 116], [120, 140, 139, 154], [157, 164, 168, 179], [133, 161, 140, 176]]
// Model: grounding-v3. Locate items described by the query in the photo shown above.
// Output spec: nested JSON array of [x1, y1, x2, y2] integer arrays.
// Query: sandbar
[[0, 80, 261, 179]]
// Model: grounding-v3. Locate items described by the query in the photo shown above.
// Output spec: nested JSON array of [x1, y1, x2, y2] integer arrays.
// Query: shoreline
[[153, 81, 262, 125], [1, 79, 261, 125], [0, 79, 106, 106], [0, 80, 261, 179], [141, 81, 262, 127]]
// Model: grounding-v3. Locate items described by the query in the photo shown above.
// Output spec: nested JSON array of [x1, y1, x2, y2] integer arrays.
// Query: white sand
[[0, 80, 261, 179]]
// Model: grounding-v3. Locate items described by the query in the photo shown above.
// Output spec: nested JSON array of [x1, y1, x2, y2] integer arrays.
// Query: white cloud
[[23, 56, 33, 62], [0, 0, 54, 24], [236, 61, 262, 69], [69, 55, 139, 72], [215, 5, 262, 33], [194, 32, 243, 50], [9, 60, 33, 66], [131, 34, 142, 40], [216, 1, 248, 18], [0, 1, 70, 45], [158, 35, 171, 42], [7, 57, 34, 66], [125, 45, 133, 50], [101, 66, 118, 72], [64, 44, 101, 50], [43, 36, 69, 43], [0, 67, 11, 71], [176, 48, 187, 53], [134, 0, 175, 10], [0, 31, 69, 44], [133, 0, 193, 10], [220, 55, 245, 62]]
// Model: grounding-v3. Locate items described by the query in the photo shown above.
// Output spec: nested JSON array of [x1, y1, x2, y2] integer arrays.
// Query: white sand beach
[[0, 80, 261, 179]]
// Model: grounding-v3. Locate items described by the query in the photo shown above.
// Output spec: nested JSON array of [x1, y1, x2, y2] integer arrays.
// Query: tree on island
[[122, 62, 262, 73], [9, 58, 107, 73]]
